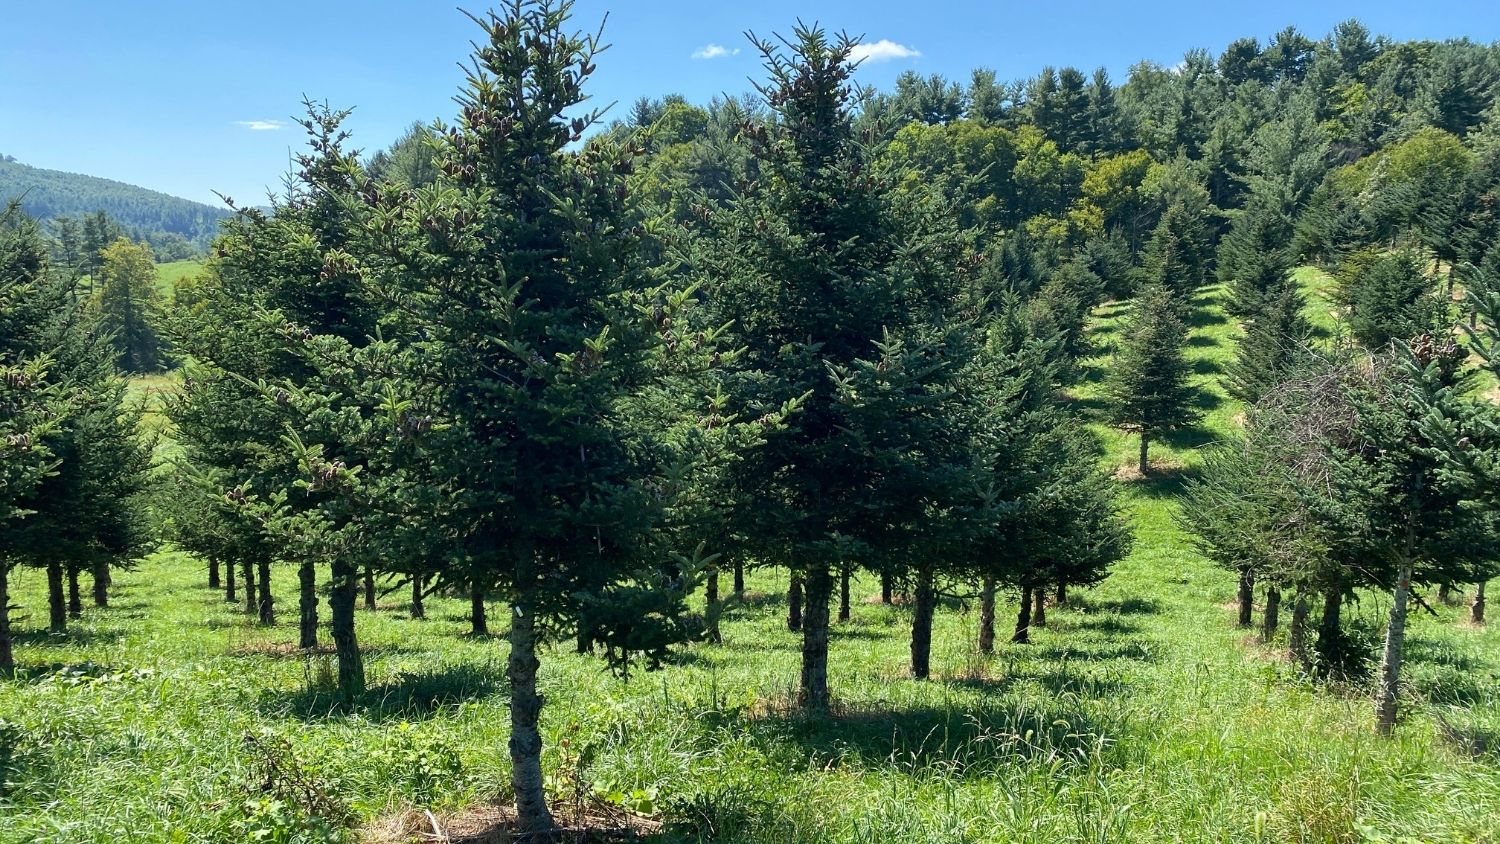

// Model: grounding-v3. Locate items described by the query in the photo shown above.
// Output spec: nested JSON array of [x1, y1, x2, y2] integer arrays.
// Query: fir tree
[[1225, 277, 1316, 406], [1105, 283, 1200, 474]]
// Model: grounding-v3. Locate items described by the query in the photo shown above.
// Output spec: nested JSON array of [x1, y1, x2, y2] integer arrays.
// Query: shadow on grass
[[1191, 358, 1224, 376], [1186, 334, 1222, 348], [261, 661, 505, 722], [746, 696, 1127, 778], [1187, 309, 1229, 328], [10, 627, 125, 648], [1128, 465, 1203, 498], [1066, 596, 1162, 616]]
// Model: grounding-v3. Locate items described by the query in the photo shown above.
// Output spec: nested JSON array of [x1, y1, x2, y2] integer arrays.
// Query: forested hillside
[[0, 156, 229, 255], [2, 6, 1499, 843]]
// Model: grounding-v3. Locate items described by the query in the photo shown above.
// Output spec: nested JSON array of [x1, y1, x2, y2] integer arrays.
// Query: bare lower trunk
[[1473, 580, 1487, 625], [705, 565, 722, 644], [298, 560, 318, 650], [1056, 583, 1067, 605], [91, 560, 109, 608], [1032, 588, 1046, 627], [208, 557, 220, 589], [1236, 567, 1255, 627], [47, 560, 66, 634], [1139, 433, 1150, 475], [0, 563, 13, 677], [910, 568, 935, 679], [787, 572, 803, 632], [838, 567, 851, 622], [1263, 585, 1281, 641], [978, 575, 996, 655], [507, 591, 556, 836], [410, 574, 425, 620], [881, 572, 893, 605], [1317, 587, 1343, 668], [732, 560, 745, 595], [67, 565, 82, 619], [1375, 563, 1413, 736], [1437, 582, 1452, 605], [471, 582, 488, 636], [363, 566, 376, 611], [1289, 587, 1310, 668], [329, 557, 364, 700], [243, 559, 256, 615], [1013, 585, 1033, 644], [225, 559, 237, 603], [256, 559, 273, 625], [798, 565, 831, 711]]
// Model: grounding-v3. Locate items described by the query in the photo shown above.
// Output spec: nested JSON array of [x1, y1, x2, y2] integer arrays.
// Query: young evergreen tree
[[1225, 277, 1315, 406], [690, 26, 982, 705], [1346, 251, 1443, 350], [237, 6, 760, 834], [1105, 283, 1200, 474]]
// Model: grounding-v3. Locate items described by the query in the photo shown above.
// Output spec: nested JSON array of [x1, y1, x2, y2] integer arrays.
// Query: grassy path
[[1, 278, 1497, 842]]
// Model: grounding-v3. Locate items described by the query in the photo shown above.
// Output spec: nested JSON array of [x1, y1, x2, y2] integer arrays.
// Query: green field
[[154, 259, 204, 296], [1, 277, 1496, 843]]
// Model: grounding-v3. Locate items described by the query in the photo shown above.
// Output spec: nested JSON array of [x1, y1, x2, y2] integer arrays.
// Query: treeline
[[0, 157, 230, 256], [4, 4, 1500, 839]]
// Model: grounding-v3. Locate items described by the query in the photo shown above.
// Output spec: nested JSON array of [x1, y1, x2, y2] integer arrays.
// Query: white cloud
[[235, 120, 286, 131], [691, 43, 739, 60], [849, 39, 921, 64]]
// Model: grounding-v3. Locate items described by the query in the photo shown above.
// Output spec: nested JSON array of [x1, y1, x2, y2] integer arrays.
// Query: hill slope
[[0, 157, 230, 248]]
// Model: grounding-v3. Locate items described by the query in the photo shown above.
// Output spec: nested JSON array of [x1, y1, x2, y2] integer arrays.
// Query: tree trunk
[[0, 563, 13, 677], [1375, 563, 1413, 736], [225, 558, 237, 603], [47, 560, 66, 634], [243, 559, 256, 615], [67, 565, 82, 619], [1473, 580, 1487, 625], [1012, 585, 1034, 644], [838, 566, 851, 623], [705, 565, 722, 644], [1032, 588, 1047, 627], [1263, 585, 1281, 641], [1317, 587, 1343, 667], [978, 575, 996, 655], [732, 559, 745, 595], [91, 559, 109, 608], [507, 590, 556, 836], [1437, 582, 1452, 605], [410, 574, 425, 620], [470, 582, 488, 636], [298, 560, 318, 650], [362, 566, 376, 611], [256, 559, 273, 625], [881, 572, 893, 605], [787, 572, 803, 632], [910, 568, 935, 679], [1236, 567, 1255, 627], [329, 557, 364, 700], [1139, 433, 1150, 475], [799, 565, 831, 710], [1289, 587, 1310, 668], [208, 557, 220, 589], [1056, 583, 1068, 606]]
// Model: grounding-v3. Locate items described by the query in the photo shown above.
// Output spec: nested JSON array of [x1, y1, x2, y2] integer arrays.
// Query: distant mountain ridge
[[0, 156, 231, 251]]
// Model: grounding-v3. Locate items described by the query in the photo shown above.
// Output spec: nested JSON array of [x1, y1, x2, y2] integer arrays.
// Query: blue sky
[[3, 1, 1498, 207]]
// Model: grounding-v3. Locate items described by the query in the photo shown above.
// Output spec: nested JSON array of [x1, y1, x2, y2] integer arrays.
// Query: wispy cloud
[[849, 39, 921, 64], [691, 43, 740, 60], [235, 119, 287, 131]]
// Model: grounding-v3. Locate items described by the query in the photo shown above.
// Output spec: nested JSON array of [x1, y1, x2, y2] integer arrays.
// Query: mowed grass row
[[0, 275, 1497, 843]]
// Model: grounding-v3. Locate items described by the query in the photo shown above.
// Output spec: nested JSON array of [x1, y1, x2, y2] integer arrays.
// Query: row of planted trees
[[150, 5, 1133, 836]]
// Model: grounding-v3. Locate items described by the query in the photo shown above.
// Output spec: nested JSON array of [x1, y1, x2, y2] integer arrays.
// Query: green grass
[[2, 275, 1497, 843], [154, 259, 204, 297]]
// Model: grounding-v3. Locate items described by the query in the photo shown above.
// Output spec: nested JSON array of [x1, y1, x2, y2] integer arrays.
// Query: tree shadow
[[1185, 334, 1222, 348], [1129, 465, 1203, 499], [1033, 642, 1156, 663], [1057, 616, 1144, 636], [745, 698, 1125, 778], [10, 627, 125, 648], [260, 662, 505, 723], [1066, 596, 1162, 616], [1191, 358, 1224, 376], [1186, 309, 1229, 328]]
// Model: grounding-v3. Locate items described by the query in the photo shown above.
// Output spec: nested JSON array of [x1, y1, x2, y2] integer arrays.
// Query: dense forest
[[3, 4, 1500, 842], [0, 157, 230, 257]]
